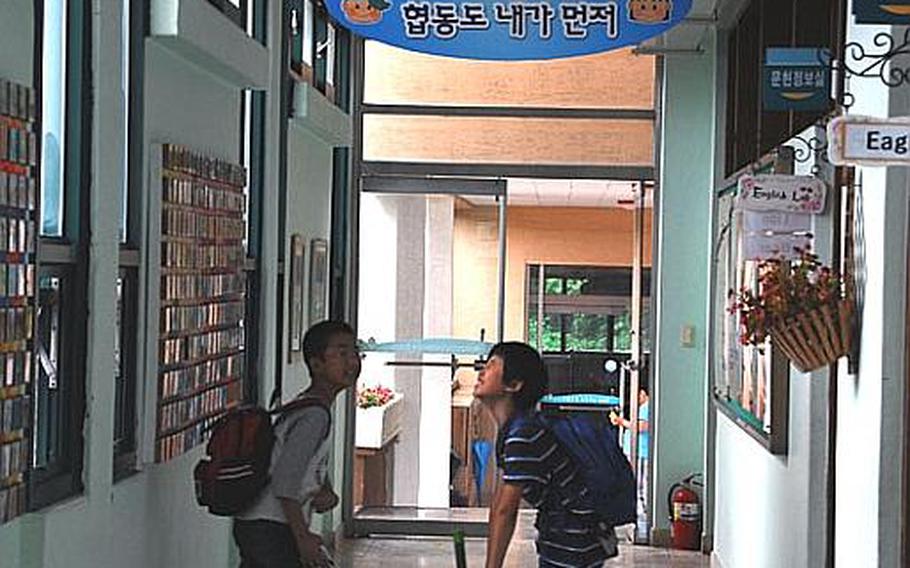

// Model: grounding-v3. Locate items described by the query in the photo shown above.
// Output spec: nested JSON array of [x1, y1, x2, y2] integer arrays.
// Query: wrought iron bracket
[[843, 28, 910, 89]]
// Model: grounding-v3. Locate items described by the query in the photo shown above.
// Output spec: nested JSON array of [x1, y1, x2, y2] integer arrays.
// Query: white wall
[[0, 0, 32, 85], [711, 13, 910, 568], [833, 13, 909, 568], [356, 193, 456, 508], [285, 117, 351, 536], [418, 196, 454, 508]]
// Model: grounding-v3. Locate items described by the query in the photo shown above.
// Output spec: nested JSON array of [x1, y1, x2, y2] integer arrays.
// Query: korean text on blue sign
[[853, 1, 910, 24], [327, 0, 693, 60], [763, 48, 831, 112]]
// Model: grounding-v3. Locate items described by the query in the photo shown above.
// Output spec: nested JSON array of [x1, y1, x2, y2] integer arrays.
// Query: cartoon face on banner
[[327, 0, 694, 60]]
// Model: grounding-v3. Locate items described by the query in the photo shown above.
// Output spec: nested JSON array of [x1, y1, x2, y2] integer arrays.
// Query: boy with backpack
[[232, 321, 361, 568], [476, 342, 634, 568]]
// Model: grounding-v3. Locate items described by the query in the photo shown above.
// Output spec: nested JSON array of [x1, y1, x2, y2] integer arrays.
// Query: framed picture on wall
[[289, 234, 306, 354], [309, 238, 328, 325]]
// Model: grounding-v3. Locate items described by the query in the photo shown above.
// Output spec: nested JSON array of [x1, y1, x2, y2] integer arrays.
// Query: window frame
[[111, 0, 147, 481], [29, 0, 91, 509], [240, 0, 267, 405]]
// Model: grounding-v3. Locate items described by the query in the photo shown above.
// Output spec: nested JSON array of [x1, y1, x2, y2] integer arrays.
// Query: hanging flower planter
[[730, 247, 853, 374], [768, 299, 852, 373]]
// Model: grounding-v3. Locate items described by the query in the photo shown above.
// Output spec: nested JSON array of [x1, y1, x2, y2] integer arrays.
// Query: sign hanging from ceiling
[[853, 0, 910, 24], [327, 0, 694, 60], [762, 48, 831, 112], [737, 174, 828, 215]]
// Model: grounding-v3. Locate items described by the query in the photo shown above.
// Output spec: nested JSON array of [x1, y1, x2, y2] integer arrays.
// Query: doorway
[[349, 177, 654, 539]]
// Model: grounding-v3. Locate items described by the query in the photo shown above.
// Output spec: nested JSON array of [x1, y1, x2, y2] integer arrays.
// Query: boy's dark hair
[[488, 342, 548, 411], [302, 321, 355, 372]]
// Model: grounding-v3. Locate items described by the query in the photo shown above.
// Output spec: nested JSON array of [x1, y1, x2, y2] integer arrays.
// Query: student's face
[[474, 355, 518, 402], [638, 389, 649, 406], [314, 333, 362, 389]]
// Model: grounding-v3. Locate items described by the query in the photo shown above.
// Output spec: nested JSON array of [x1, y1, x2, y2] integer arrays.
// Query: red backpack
[[193, 398, 329, 516]]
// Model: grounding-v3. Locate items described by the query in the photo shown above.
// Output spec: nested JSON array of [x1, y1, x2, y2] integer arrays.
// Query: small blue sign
[[763, 48, 831, 112], [327, 0, 693, 61], [853, 0, 910, 24]]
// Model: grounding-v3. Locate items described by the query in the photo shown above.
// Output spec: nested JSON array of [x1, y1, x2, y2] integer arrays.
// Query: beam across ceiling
[[361, 161, 655, 181]]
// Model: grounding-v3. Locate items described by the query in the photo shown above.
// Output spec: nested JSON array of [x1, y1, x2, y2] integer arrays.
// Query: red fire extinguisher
[[668, 473, 702, 551]]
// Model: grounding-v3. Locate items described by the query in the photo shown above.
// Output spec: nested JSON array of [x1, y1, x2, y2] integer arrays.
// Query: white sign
[[737, 174, 827, 214], [743, 233, 812, 261], [743, 210, 812, 235], [828, 115, 910, 166]]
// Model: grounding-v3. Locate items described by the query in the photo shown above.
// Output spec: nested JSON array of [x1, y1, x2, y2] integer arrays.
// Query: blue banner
[[327, 0, 693, 60], [853, 0, 910, 24], [763, 48, 831, 112]]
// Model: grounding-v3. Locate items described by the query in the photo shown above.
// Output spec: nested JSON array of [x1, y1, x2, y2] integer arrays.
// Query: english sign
[[326, 0, 694, 60], [737, 174, 827, 214], [828, 115, 910, 166]]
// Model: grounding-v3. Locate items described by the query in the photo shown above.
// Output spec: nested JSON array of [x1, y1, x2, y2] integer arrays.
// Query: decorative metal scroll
[[843, 28, 910, 89]]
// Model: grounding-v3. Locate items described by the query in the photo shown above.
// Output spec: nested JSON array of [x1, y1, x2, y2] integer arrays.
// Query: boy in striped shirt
[[476, 342, 619, 568]]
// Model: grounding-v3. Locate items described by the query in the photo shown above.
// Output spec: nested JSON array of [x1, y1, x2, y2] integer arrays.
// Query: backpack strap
[[271, 396, 332, 440]]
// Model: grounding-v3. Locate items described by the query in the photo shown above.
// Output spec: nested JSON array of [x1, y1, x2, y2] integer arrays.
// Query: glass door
[[351, 177, 504, 536], [526, 181, 653, 542]]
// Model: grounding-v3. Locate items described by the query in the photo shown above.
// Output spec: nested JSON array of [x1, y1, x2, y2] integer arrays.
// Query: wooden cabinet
[[353, 435, 397, 508]]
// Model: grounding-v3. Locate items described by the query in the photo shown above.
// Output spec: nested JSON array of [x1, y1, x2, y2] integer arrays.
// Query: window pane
[[613, 312, 632, 352], [40, 0, 67, 237], [114, 277, 122, 430], [565, 313, 608, 351], [33, 274, 63, 468], [119, 0, 129, 242], [303, 0, 314, 67]]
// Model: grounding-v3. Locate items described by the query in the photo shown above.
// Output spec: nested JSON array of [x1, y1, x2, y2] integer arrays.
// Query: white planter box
[[355, 394, 403, 449]]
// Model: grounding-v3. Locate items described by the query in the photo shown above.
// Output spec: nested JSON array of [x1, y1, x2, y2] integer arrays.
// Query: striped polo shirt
[[496, 413, 618, 568]]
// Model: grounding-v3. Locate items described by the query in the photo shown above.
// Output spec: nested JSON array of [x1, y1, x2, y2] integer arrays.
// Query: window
[[31, 0, 89, 507], [112, 0, 144, 479], [333, 27, 351, 112], [241, 0, 267, 404], [313, 1, 330, 94], [526, 265, 651, 354], [40, 0, 67, 237], [113, 272, 137, 477], [289, 0, 315, 83], [205, 0, 248, 30]]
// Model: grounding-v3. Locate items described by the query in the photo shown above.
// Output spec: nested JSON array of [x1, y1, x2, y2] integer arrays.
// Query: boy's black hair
[[302, 320, 356, 373], [488, 342, 548, 411]]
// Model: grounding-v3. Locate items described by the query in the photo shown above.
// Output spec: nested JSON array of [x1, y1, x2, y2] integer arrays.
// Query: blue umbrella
[[360, 337, 493, 380], [472, 439, 492, 500], [360, 337, 493, 355]]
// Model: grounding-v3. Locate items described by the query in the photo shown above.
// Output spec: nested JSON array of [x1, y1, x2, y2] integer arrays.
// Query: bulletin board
[[710, 161, 790, 455]]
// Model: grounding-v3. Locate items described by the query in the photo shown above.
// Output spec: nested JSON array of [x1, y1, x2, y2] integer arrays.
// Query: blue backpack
[[538, 411, 637, 526]]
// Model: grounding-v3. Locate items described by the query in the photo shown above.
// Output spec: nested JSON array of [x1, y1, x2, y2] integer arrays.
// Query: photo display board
[[711, 167, 790, 455], [0, 78, 37, 523], [156, 144, 247, 462]]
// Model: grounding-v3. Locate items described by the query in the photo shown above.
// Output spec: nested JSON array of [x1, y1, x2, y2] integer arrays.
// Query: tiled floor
[[337, 511, 708, 568], [335, 537, 710, 567]]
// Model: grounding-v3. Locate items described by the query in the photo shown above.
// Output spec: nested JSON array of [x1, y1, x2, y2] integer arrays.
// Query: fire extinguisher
[[668, 473, 702, 551]]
